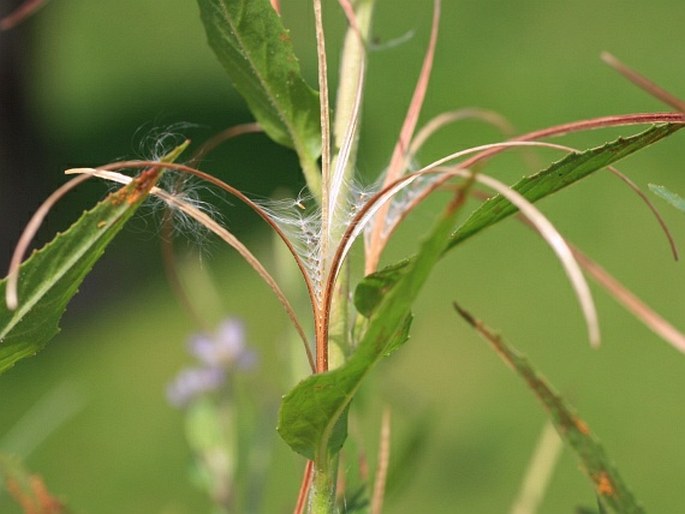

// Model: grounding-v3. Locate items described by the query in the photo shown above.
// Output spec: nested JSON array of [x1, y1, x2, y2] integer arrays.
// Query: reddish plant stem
[[315, 309, 329, 372], [99, 160, 319, 317], [189, 122, 262, 166], [293, 460, 314, 514], [601, 52, 685, 112], [370, 408, 392, 514], [95, 160, 319, 370], [365, 0, 441, 275]]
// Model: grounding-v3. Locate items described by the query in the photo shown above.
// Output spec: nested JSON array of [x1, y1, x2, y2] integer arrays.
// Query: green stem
[[309, 457, 338, 514], [328, 0, 376, 359], [307, 3, 377, 512]]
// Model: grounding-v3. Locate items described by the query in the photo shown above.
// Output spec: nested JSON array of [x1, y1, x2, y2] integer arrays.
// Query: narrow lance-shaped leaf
[[455, 304, 646, 514], [0, 145, 186, 374], [197, 0, 321, 178], [447, 123, 682, 251], [357, 124, 683, 301], [277, 191, 468, 460]]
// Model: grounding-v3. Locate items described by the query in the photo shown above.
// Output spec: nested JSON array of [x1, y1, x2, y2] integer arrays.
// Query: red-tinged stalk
[[571, 246, 685, 354], [308, 1, 364, 508], [92, 160, 320, 318], [188, 122, 263, 166], [162, 123, 264, 331], [601, 52, 685, 112], [416, 136, 680, 263], [446, 168, 600, 347], [514, 112, 685, 140], [605, 166, 678, 260], [409, 108, 518, 156], [313, 0, 333, 375], [336, 0, 361, 37], [384, 0, 441, 180], [370, 407, 391, 514], [382, 112, 685, 250], [322, 148, 601, 352], [65, 165, 317, 372], [365, 0, 441, 275], [374, 139, 582, 246], [324, 142, 565, 298], [409, 107, 543, 187], [153, 190, 315, 363], [506, 192, 685, 354], [297, 3, 375, 508], [6, 144, 188, 310], [293, 461, 314, 514], [426, 112, 685, 179], [324, 0, 374, 375]]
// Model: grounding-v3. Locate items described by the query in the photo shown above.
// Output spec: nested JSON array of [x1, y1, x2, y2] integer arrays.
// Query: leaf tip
[[5, 279, 19, 311], [599, 50, 617, 67], [453, 301, 476, 327], [64, 167, 97, 176], [589, 326, 601, 350]]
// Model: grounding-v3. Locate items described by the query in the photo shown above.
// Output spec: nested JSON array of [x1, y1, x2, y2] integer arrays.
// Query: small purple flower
[[166, 366, 226, 407], [167, 318, 258, 408], [189, 318, 256, 370]]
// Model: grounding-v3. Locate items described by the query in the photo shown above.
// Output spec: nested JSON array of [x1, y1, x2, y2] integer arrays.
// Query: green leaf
[[354, 124, 683, 306], [197, 0, 321, 164], [353, 258, 410, 317], [0, 143, 187, 374], [278, 195, 465, 460], [648, 183, 685, 213], [0, 174, 158, 374], [447, 123, 683, 250], [455, 305, 646, 514], [382, 314, 413, 358]]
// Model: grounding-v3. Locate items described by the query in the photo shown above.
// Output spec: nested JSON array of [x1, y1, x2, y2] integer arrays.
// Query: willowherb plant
[[2, 0, 685, 513]]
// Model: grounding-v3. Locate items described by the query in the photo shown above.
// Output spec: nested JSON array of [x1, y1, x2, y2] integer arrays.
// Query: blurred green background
[[1, 0, 685, 512]]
